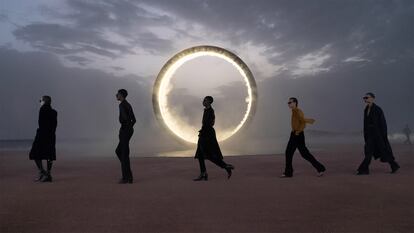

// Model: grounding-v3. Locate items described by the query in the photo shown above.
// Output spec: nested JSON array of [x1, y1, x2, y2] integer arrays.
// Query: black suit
[[116, 100, 136, 181], [358, 103, 399, 172]]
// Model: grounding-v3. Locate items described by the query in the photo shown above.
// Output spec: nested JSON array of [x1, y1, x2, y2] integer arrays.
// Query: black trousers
[[284, 132, 325, 176], [358, 138, 398, 172], [357, 154, 399, 172], [116, 127, 134, 180], [197, 155, 227, 173]]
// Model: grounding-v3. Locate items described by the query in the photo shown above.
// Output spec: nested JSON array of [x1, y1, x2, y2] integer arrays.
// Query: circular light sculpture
[[153, 45, 257, 144]]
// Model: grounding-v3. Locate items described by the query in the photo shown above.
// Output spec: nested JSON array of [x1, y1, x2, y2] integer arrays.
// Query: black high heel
[[225, 165, 234, 179], [193, 173, 208, 181]]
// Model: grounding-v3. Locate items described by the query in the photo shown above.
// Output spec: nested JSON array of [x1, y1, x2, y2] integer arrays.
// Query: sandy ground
[[0, 144, 413, 233]]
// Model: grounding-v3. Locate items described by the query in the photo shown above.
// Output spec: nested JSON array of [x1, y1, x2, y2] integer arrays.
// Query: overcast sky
[[0, 0, 413, 153]]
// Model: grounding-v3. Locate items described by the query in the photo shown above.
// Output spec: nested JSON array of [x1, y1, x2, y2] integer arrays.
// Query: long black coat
[[364, 103, 394, 162], [29, 104, 57, 160], [194, 107, 223, 161]]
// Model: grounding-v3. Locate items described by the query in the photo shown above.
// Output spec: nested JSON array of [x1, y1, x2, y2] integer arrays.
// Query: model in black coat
[[29, 96, 57, 182], [357, 93, 400, 175], [194, 96, 234, 181]]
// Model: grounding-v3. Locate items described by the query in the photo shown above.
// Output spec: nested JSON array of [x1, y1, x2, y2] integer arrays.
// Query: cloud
[[11, 0, 176, 68], [145, 0, 414, 74], [343, 56, 370, 63], [65, 55, 91, 66], [13, 23, 131, 58], [291, 45, 331, 77]]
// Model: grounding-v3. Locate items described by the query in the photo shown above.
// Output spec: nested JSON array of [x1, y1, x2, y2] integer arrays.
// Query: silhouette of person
[[403, 124, 412, 145], [281, 97, 326, 178], [357, 92, 400, 175], [115, 89, 136, 184], [194, 96, 234, 181], [29, 96, 57, 182]]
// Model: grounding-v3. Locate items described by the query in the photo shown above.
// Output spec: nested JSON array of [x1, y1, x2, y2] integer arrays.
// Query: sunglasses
[[288, 101, 293, 104], [363, 96, 370, 100]]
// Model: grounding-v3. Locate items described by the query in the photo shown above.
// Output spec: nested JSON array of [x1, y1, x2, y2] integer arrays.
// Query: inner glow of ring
[[158, 51, 253, 144]]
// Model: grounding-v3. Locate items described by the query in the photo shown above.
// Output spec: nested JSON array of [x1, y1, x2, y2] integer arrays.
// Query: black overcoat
[[194, 107, 223, 161], [29, 104, 57, 160], [364, 103, 394, 162]]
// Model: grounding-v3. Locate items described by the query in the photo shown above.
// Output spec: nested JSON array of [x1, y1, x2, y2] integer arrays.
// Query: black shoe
[[356, 171, 369, 175], [317, 167, 326, 177], [225, 165, 234, 179], [118, 179, 128, 184], [280, 173, 293, 178], [41, 173, 52, 182], [193, 173, 208, 181], [391, 163, 400, 174], [127, 179, 133, 184], [34, 170, 46, 182]]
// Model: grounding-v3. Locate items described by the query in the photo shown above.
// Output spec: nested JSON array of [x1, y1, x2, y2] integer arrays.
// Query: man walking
[[357, 92, 400, 175], [281, 97, 326, 178], [115, 89, 136, 184]]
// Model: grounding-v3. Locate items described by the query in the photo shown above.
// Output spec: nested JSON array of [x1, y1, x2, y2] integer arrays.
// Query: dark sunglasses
[[288, 101, 293, 104], [363, 96, 369, 100]]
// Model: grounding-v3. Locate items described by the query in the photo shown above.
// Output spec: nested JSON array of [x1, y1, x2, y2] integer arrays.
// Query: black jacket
[[29, 104, 58, 160], [364, 103, 394, 162], [119, 100, 136, 128]]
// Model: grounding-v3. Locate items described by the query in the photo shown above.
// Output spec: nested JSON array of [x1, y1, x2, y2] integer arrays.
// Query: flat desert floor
[[1, 144, 413, 233]]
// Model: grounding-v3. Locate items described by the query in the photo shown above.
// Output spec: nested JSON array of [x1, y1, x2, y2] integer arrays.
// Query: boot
[[193, 173, 208, 181]]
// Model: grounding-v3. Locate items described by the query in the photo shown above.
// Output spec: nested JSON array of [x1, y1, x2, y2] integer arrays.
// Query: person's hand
[[307, 118, 315, 124], [295, 131, 300, 136]]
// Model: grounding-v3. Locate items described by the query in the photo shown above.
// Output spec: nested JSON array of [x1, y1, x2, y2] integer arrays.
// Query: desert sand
[[1, 144, 413, 233]]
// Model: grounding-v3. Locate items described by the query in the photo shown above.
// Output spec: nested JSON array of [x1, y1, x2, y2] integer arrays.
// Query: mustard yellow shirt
[[291, 108, 314, 134]]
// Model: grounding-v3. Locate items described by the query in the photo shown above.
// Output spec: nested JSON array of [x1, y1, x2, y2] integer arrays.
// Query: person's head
[[363, 92, 375, 105], [39, 95, 52, 106], [288, 97, 298, 109], [203, 96, 214, 107], [116, 89, 128, 101]]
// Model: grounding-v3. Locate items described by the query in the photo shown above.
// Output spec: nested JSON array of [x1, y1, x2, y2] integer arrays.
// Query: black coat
[[194, 107, 223, 161], [29, 104, 57, 160], [364, 103, 394, 162]]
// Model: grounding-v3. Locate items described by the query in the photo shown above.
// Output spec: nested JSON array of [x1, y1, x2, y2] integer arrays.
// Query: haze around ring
[[158, 51, 254, 143]]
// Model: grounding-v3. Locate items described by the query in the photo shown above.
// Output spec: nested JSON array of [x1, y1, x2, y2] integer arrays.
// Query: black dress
[[194, 107, 223, 161], [29, 104, 57, 161]]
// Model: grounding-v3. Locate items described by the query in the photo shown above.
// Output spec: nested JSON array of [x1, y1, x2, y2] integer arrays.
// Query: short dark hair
[[289, 97, 298, 106], [118, 89, 128, 98], [204, 96, 214, 104], [365, 92, 375, 98], [42, 95, 52, 105]]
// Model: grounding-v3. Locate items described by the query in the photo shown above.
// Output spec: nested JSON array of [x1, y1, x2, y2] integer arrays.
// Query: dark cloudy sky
[[1, 0, 413, 153]]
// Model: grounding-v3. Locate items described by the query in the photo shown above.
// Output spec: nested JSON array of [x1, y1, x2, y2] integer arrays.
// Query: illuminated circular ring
[[152, 45, 257, 144]]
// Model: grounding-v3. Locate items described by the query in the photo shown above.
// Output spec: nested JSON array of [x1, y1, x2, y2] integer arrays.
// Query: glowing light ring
[[152, 45, 257, 144]]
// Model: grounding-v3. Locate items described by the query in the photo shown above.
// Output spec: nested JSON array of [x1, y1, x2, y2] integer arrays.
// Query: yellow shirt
[[291, 108, 314, 134]]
